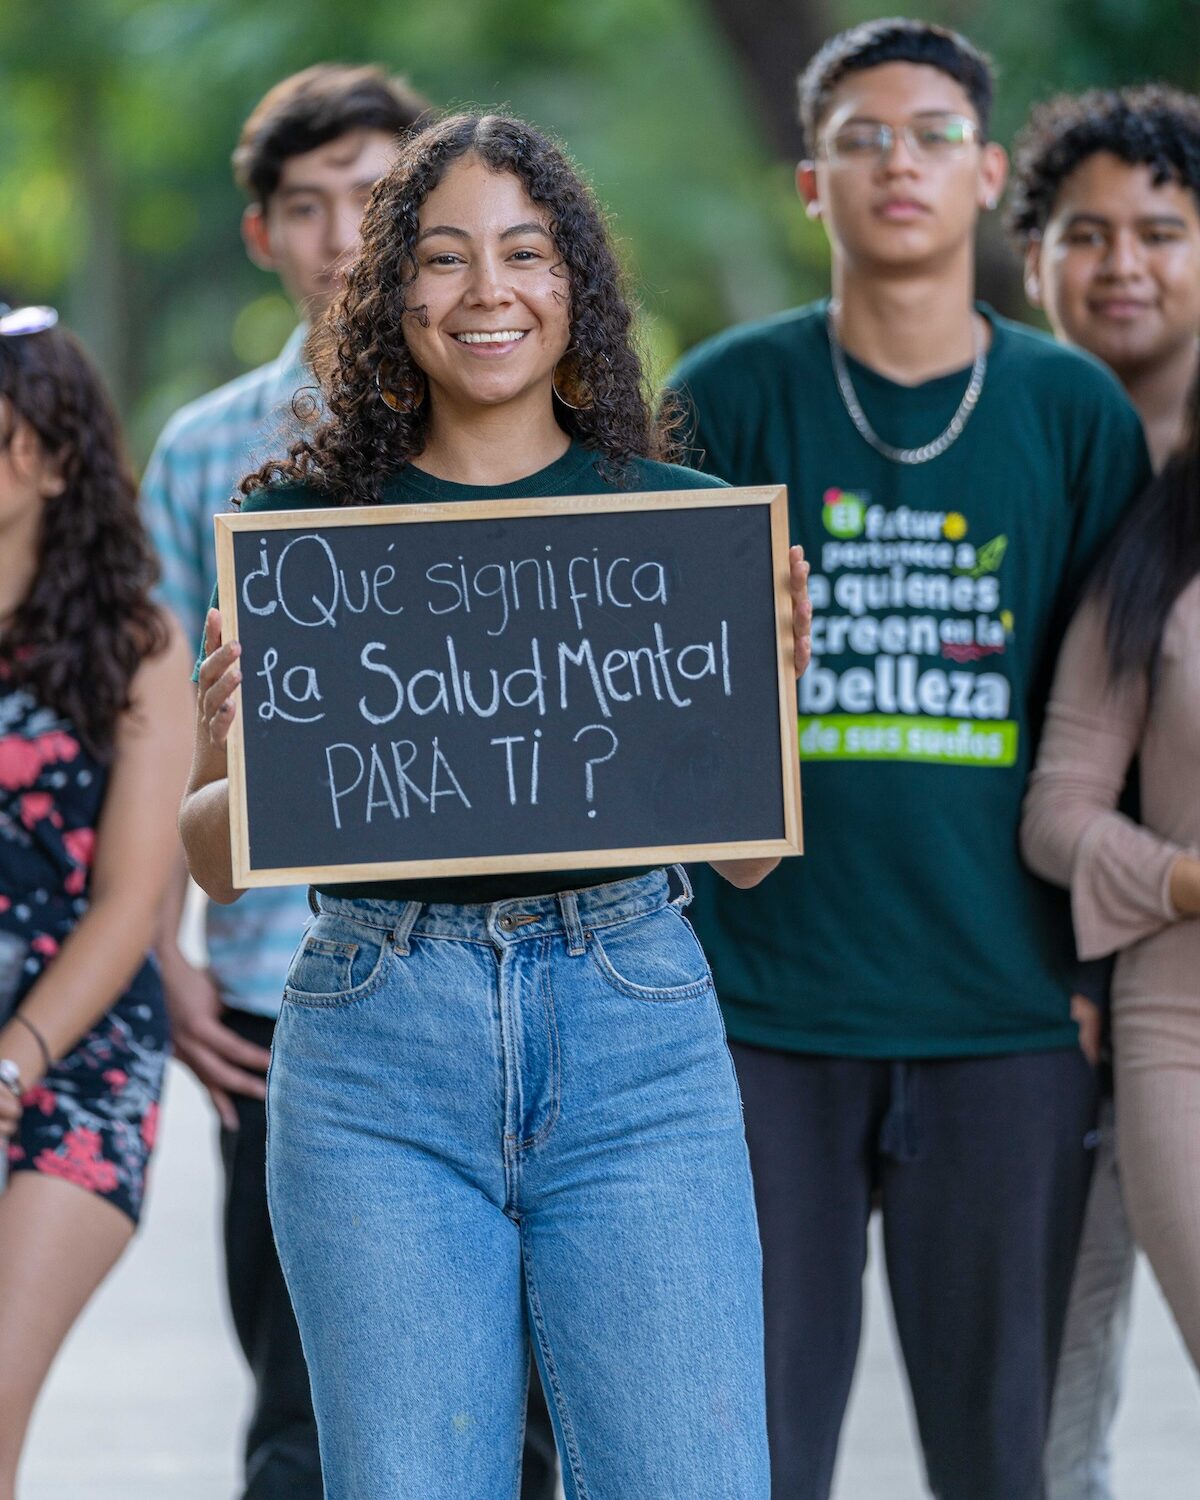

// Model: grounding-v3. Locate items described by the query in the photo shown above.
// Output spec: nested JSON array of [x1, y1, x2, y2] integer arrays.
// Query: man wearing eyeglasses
[[669, 19, 1151, 1500]]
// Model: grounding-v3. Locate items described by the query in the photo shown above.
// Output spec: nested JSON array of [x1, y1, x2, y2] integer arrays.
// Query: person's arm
[[709, 543, 812, 889], [0, 618, 195, 1128], [1020, 598, 1194, 960], [155, 842, 270, 1130], [179, 609, 244, 905], [1168, 856, 1200, 914], [155, 847, 191, 965], [708, 855, 779, 888]]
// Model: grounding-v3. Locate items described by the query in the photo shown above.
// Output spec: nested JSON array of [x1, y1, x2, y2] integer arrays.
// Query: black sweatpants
[[221, 1010, 560, 1499], [729, 1042, 1098, 1500]]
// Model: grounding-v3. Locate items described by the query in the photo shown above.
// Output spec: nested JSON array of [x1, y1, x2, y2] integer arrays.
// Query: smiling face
[[402, 156, 571, 419], [243, 128, 401, 318], [801, 61, 1007, 275], [1027, 152, 1200, 379]]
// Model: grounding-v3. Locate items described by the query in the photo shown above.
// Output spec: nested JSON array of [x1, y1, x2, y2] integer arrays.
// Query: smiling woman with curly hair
[[246, 111, 666, 504], [182, 112, 811, 1500]]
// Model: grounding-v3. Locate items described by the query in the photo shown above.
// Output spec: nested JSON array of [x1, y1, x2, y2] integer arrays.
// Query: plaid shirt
[[142, 326, 313, 1017]]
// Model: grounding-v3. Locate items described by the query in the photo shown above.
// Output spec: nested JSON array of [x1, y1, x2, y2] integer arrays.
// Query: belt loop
[[670, 863, 694, 909], [307, 886, 321, 917], [391, 901, 421, 957], [558, 889, 586, 956]]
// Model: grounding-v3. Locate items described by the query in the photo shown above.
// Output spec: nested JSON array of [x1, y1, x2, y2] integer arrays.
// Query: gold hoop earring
[[376, 360, 426, 415], [552, 354, 592, 412]]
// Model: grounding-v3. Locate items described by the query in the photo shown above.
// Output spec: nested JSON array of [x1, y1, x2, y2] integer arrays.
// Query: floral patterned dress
[[0, 675, 167, 1224]]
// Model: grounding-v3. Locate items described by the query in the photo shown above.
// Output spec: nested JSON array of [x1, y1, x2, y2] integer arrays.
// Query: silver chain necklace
[[826, 303, 987, 465]]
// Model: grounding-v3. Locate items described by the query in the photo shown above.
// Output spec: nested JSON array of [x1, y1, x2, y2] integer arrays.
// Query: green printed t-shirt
[[669, 301, 1151, 1058], [212, 439, 725, 905]]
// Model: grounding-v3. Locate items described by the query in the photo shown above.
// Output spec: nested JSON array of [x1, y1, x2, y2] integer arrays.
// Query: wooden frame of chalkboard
[[215, 486, 801, 887]]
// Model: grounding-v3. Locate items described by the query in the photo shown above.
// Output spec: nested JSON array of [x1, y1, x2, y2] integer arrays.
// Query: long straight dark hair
[[1092, 373, 1200, 686]]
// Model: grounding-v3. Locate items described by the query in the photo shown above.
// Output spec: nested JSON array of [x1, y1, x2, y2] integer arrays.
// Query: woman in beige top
[[1021, 390, 1200, 1370]]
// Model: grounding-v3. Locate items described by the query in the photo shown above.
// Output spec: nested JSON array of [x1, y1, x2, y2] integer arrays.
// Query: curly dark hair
[[243, 112, 668, 505], [1008, 85, 1200, 248], [0, 322, 168, 759], [798, 18, 994, 156]]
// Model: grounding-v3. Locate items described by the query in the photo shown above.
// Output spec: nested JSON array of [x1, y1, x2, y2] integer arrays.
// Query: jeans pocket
[[588, 906, 714, 1003], [284, 918, 391, 1009]]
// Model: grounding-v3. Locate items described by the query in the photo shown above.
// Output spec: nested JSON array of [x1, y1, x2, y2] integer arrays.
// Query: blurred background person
[[1021, 366, 1200, 1381], [1015, 87, 1200, 473], [1010, 83, 1200, 1500], [0, 304, 192, 1499], [669, 20, 1150, 1499]]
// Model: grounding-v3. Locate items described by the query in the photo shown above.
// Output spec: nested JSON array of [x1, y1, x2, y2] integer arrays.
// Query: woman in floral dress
[[0, 304, 192, 1496]]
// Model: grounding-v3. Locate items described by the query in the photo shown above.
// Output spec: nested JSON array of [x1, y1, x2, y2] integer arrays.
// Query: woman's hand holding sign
[[199, 608, 242, 750], [180, 609, 245, 906]]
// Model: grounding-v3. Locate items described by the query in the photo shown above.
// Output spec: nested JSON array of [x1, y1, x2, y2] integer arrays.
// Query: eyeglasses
[[820, 115, 979, 167], [0, 304, 59, 337]]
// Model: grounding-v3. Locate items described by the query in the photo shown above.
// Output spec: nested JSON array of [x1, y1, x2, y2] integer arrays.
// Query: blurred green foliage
[[841, 0, 1200, 146], [1, 0, 1196, 462]]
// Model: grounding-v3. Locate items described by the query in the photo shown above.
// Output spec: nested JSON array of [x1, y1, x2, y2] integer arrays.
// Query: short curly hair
[[243, 113, 668, 505], [1008, 85, 1200, 248], [798, 18, 994, 156]]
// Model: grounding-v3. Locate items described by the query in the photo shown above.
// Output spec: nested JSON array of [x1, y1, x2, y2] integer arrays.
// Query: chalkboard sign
[[215, 487, 801, 886]]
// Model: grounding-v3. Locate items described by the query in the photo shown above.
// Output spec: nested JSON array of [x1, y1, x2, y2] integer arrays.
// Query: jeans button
[[498, 914, 516, 931]]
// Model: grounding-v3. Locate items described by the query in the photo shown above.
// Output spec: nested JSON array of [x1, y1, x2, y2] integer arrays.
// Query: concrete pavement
[[21, 1063, 1198, 1498]]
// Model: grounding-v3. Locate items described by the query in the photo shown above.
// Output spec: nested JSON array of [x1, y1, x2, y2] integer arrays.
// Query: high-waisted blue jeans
[[266, 869, 768, 1500]]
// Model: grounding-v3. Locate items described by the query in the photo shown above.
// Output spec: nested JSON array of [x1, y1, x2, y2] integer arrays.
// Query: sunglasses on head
[[0, 304, 59, 337]]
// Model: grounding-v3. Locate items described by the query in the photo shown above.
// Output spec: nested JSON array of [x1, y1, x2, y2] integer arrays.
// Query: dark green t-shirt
[[219, 439, 726, 904], [669, 301, 1151, 1058]]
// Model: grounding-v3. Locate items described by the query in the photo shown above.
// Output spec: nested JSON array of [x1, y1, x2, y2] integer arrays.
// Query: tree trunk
[[701, 0, 831, 160]]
